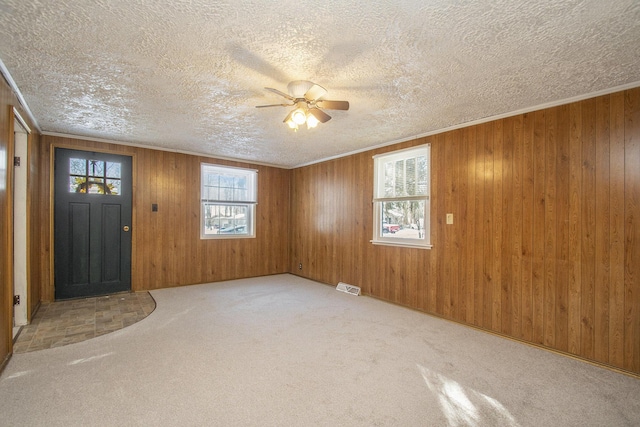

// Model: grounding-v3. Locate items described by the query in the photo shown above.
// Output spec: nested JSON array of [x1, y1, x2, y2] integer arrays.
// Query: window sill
[[201, 234, 256, 240], [370, 240, 433, 250]]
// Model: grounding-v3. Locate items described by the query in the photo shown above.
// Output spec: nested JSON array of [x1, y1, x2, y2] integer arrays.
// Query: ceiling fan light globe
[[306, 114, 319, 128], [286, 119, 298, 130], [292, 109, 307, 125]]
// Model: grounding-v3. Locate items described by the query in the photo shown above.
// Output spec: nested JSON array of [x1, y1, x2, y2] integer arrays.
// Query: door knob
[[123, 226, 130, 232]]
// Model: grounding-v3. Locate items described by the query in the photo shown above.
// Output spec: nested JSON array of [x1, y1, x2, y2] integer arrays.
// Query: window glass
[[69, 158, 121, 195]]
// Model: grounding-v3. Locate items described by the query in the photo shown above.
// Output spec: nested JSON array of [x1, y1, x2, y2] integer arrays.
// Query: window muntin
[[201, 164, 257, 239], [373, 144, 431, 248], [69, 158, 121, 195]]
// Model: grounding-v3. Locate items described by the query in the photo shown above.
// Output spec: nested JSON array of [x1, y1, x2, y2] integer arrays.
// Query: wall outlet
[[446, 213, 454, 225], [298, 263, 302, 270]]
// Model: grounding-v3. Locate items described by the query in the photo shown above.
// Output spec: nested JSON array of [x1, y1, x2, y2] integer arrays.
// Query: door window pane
[[70, 158, 86, 175], [69, 158, 121, 195], [106, 179, 121, 195], [106, 162, 121, 178], [88, 160, 104, 177], [69, 176, 87, 192]]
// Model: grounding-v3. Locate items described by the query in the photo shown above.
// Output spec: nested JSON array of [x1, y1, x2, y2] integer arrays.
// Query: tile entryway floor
[[13, 292, 156, 353]]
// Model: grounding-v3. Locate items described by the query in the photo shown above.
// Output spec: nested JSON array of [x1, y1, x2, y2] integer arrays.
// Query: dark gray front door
[[54, 148, 132, 300]]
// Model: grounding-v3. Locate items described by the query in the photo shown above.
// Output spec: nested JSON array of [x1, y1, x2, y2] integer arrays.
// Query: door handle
[[123, 226, 130, 232]]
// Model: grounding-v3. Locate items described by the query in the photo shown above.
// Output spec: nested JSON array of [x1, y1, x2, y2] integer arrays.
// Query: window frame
[[200, 163, 258, 239], [371, 144, 432, 249]]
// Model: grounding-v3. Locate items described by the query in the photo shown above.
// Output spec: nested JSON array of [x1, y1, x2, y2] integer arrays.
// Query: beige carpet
[[0, 274, 638, 426]]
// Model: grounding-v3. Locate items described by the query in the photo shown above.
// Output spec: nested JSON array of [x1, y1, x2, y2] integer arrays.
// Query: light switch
[[446, 213, 454, 224]]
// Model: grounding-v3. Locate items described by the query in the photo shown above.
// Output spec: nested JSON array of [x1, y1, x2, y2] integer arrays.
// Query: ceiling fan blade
[[304, 84, 327, 102], [308, 108, 332, 123], [316, 100, 349, 110], [265, 87, 295, 101], [255, 103, 293, 108], [282, 110, 295, 123]]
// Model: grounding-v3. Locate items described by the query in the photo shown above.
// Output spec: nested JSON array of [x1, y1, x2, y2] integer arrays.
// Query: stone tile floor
[[13, 292, 156, 353]]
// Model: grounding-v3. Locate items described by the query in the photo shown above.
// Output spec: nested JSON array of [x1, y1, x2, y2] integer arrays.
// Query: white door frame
[[13, 109, 30, 332]]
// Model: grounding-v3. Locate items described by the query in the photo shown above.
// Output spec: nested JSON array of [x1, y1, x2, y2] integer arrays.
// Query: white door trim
[[13, 112, 29, 331]]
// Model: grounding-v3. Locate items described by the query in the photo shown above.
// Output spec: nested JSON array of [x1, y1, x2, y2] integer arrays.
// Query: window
[[372, 144, 431, 248], [69, 158, 121, 195], [201, 163, 257, 239]]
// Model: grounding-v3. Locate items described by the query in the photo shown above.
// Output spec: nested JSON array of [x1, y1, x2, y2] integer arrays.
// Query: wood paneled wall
[[37, 136, 291, 300], [290, 88, 640, 375]]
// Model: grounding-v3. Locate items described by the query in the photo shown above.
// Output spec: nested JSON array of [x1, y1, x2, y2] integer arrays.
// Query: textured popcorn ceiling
[[0, 0, 639, 167]]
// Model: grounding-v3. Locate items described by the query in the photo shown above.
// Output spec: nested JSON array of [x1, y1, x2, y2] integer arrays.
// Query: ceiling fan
[[256, 80, 349, 130]]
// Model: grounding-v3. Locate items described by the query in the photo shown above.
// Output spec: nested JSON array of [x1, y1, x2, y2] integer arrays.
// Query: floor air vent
[[336, 282, 361, 296]]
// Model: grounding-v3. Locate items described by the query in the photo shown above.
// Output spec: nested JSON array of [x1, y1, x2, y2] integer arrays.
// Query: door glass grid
[[69, 158, 121, 195]]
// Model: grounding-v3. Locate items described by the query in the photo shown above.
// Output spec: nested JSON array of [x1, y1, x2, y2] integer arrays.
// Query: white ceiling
[[1, 0, 639, 168]]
